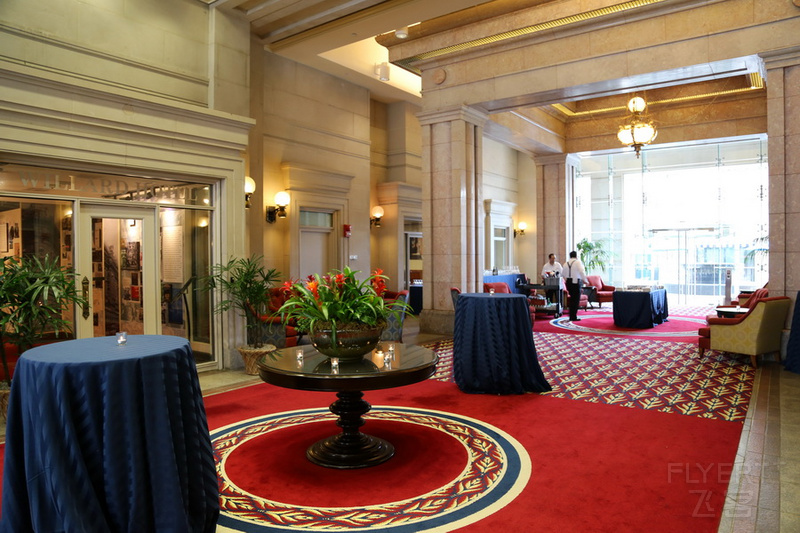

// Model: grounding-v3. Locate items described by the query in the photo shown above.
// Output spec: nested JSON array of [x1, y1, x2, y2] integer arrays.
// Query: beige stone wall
[[0, 0, 213, 106], [483, 138, 519, 204], [250, 51, 372, 281], [0, 0, 254, 369], [369, 101, 424, 292]]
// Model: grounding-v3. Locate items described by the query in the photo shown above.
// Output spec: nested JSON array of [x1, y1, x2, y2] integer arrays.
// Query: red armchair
[[381, 290, 410, 342], [585, 275, 615, 308], [483, 282, 536, 325], [450, 287, 461, 310], [253, 287, 302, 348], [712, 287, 769, 319], [565, 289, 589, 311]]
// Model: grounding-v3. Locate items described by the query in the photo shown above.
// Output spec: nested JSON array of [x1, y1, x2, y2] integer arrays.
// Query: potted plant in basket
[[202, 255, 281, 374], [278, 267, 411, 361], [0, 254, 88, 415]]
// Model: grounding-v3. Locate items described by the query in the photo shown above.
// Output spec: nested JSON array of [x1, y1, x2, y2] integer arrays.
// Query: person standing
[[540, 253, 563, 306], [564, 250, 587, 321], [540, 253, 563, 278]]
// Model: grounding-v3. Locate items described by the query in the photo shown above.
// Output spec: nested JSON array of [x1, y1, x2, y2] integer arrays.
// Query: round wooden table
[[257, 342, 437, 469]]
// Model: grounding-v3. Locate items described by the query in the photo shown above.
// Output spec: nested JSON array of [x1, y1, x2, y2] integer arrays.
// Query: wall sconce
[[375, 62, 390, 82], [370, 206, 385, 227], [266, 191, 290, 223], [244, 177, 256, 209], [514, 221, 527, 238]]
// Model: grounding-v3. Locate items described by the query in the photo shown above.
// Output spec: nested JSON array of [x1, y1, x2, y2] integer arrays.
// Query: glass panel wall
[[0, 164, 216, 365], [0, 197, 77, 340], [575, 137, 768, 306]]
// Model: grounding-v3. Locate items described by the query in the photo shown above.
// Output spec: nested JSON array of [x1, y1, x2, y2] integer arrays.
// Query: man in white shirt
[[540, 253, 563, 306], [564, 250, 587, 321], [541, 253, 563, 278]]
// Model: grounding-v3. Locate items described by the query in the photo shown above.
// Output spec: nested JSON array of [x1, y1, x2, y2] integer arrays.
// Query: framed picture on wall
[[124, 241, 140, 270], [409, 236, 422, 260], [0, 223, 7, 253]]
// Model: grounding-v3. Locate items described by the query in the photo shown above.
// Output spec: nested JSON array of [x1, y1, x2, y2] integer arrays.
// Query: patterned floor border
[[213, 407, 531, 532]]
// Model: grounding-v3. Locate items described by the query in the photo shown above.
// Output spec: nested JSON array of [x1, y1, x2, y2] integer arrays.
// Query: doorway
[[298, 209, 337, 278], [75, 205, 214, 362], [75, 205, 158, 339]]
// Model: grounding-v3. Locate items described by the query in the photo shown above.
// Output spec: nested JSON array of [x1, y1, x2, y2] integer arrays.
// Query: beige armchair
[[698, 296, 791, 368]]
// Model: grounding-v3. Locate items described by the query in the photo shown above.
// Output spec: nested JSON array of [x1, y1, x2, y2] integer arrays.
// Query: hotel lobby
[[1, 0, 800, 531]]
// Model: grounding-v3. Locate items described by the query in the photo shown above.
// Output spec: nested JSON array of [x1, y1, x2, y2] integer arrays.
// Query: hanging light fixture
[[617, 96, 657, 158]]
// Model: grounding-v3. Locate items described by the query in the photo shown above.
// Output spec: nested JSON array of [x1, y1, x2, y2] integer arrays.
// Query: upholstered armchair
[[381, 290, 410, 342], [256, 287, 302, 348], [450, 287, 461, 310], [565, 288, 589, 311], [585, 275, 616, 308], [712, 287, 769, 319], [483, 282, 512, 294], [698, 296, 791, 368], [731, 283, 769, 307], [483, 282, 536, 324]]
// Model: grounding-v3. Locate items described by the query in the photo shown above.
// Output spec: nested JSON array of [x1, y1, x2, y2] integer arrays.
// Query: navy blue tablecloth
[[0, 335, 218, 533], [612, 289, 669, 329], [453, 293, 551, 394]]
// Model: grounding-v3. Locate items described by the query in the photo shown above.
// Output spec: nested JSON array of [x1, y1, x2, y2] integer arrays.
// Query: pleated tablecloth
[[0, 335, 218, 533], [453, 293, 551, 394]]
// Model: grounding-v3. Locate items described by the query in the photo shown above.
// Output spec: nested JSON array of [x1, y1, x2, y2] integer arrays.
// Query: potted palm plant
[[278, 267, 411, 361], [0, 254, 88, 414], [577, 237, 612, 273], [202, 255, 281, 374]]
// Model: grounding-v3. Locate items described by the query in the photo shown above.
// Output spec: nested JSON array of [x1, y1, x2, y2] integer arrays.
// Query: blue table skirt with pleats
[[453, 293, 551, 394], [0, 335, 219, 533]]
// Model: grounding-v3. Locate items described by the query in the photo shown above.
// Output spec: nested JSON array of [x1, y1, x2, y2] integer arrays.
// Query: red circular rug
[[223, 418, 466, 507], [212, 406, 531, 532], [535, 313, 705, 341]]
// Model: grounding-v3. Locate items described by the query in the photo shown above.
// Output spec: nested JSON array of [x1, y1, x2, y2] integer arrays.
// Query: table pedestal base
[[306, 390, 395, 469]]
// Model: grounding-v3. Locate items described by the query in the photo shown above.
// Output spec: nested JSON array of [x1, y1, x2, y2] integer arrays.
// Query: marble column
[[417, 106, 488, 335], [536, 154, 580, 262], [763, 47, 800, 328]]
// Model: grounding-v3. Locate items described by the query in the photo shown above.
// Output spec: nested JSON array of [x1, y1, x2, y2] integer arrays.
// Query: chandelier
[[617, 96, 657, 158]]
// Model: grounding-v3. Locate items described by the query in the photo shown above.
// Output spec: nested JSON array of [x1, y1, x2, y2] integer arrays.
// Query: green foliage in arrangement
[[278, 267, 411, 336], [202, 255, 282, 349]]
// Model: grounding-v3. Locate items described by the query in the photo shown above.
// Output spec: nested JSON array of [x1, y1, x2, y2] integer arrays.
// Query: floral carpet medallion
[[423, 332, 754, 422], [212, 407, 530, 532]]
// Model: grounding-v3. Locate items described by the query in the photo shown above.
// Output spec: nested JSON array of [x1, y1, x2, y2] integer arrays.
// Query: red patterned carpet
[[206, 373, 743, 532], [425, 333, 753, 422], [533, 302, 711, 342]]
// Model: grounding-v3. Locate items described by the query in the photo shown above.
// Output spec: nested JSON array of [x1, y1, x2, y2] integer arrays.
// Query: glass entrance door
[[75, 206, 158, 338]]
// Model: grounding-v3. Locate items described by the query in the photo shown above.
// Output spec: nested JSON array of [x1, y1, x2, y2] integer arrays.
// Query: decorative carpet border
[[422, 333, 753, 422], [213, 407, 530, 532], [546, 314, 706, 337]]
